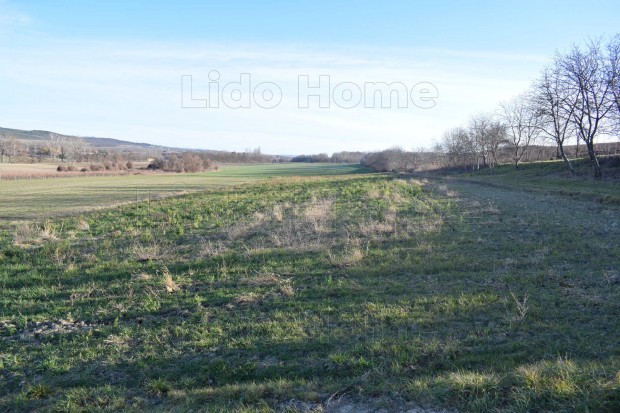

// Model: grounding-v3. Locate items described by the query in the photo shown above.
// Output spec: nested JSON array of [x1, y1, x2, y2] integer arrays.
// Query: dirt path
[[442, 178, 620, 240]]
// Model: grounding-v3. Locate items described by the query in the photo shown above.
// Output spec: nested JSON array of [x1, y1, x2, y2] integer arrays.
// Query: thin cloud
[[0, 38, 539, 153], [0, 1, 31, 28]]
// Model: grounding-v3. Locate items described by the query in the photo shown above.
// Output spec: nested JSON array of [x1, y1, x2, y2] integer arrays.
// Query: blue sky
[[1, 0, 619, 153]]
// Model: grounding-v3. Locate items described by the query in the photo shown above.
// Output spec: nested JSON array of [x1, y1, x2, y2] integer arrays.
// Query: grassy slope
[[0, 164, 369, 221], [446, 158, 620, 204], [0, 164, 619, 412]]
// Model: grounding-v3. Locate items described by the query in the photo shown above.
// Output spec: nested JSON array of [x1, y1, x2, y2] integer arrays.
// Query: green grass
[[0, 163, 370, 220], [449, 158, 620, 204], [0, 164, 619, 412]]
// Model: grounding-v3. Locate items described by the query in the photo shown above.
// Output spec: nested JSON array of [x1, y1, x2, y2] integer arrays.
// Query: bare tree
[[387, 146, 410, 171], [487, 120, 507, 171], [468, 114, 490, 169], [500, 94, 543, 168], [48, 133, 89, 162], [559, 39, 617, 178], [532, 65, 578, 174], [469, 113, 505, 172], [0, 134, 20, 163], [458, 128, 480, 170], [48, 132, 64, 161], [0, 134, 8, 163], [360, 147, 418, 172], [71, 138, 89, 161], [7, 136, 20, 162], [440, 127, 475, 169], [608, 35, 620, 135]]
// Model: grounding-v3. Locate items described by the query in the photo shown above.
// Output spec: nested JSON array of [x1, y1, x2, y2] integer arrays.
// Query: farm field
[[0, 162, 150, 180], [0, 164, 618, 412], [0, 164, 369, 221], [0, 163, 65, 174]]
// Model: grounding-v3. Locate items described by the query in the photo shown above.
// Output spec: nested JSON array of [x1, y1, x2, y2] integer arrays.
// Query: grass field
[[0, 163, 619, 412], [0, 164, 369, 221], [446, 157, 620, 204], [0, 163, 153, 181], [0, 163, 64, 174]]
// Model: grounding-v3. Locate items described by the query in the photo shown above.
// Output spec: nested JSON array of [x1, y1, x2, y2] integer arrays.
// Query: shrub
[[148, 153, 217, 173], [360, 148, 422, 172], [57, 165, 67, 172], [181, 153, 204, 172]]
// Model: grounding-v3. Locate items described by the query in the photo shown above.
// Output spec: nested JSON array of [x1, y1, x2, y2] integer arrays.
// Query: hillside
[[0, 127, 167, 151], [440, 157, 620, 204]]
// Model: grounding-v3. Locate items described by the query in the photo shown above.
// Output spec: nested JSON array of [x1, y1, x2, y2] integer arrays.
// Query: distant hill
[[0, 126, 168, 151], [0, 126, 288, 161]]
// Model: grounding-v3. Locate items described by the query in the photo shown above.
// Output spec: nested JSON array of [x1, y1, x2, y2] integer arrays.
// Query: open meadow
[[0, 163, 619, 412], [0, 164, 368, 221]]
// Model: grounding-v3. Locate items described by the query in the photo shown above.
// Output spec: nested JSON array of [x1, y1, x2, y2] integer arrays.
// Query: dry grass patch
[[366, 188, 381, 199], [403, 215, 444, 236], [279, 284, 295, 298], [40, 221, 58, 240], [130, 240, 168, 262], [327, 240, 365, 268], [199, 239, 228, 257], [302, 198, 334, 232], [103, 334, 132, 351], [161, 267, 180, 293], [234, 292, 263, 307], [76, 218, 90, 231], [12, 222, 39, 247], [268, 220, 327, 251], [271, 204, 284, 222], [225, 212, 266, 240], [12, 220, 60, 247], [357, 220, 394, 238], [133, 272, 152, 281]]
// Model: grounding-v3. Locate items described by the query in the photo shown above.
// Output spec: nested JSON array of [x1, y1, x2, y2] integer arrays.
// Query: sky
[[1, 0, 619, 154]]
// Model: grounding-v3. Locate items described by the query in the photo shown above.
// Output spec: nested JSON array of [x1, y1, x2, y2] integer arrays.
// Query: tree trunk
[[558, 143, 575, 175], [575, 136, 580, 158], [585, 141, 602, 178]]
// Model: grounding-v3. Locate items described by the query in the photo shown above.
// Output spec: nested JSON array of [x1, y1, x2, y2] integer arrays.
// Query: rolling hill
[[0, 126, 167, 151]]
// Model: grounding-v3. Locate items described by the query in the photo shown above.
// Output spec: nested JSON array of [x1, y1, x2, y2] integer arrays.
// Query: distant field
[[0, 164, 371, 221], [0, 163, 60, 174], [0, 162, 150, 180]]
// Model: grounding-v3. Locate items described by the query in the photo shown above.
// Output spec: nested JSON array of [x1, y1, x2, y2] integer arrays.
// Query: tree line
[[147, 152, 218, 173], [311, 35, 620, 176], [435, 35, 619, 177], [0, 132, 161, 164], [0, 133, 277, 167], [291, 151, 365, 164], [204, 147, 276, 164]]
